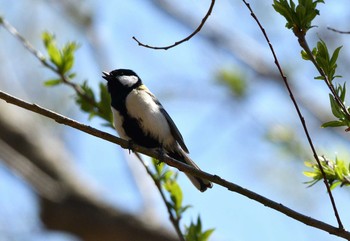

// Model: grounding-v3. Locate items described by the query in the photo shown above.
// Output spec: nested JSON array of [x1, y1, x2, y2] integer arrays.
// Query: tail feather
[[169, 148, 213, 192]]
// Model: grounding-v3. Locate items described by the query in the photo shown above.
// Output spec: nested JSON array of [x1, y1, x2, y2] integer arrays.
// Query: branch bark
[[132, 0, 216, 50], [0, 98, 177, 241], [1, 90, 349, 240]]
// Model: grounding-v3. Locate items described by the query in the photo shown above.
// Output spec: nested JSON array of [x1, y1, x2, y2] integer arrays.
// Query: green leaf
[[60, 42, 79, 73], [43, 79, 62, 87], [217, 68, 247, 98], [330, 46, 342, 67], [329, 94, 343, 119], [301, 50, 310, 60], [273, 0, 324, 34], [201, 229, 215, 241], [184, 216, 214, 241], [47, 43, 62, 67], [330, 181, 341, 190], [42, 31, 54, 48], [164, 179, 183, 212], [97, 82, 113, 123], [339, 82, 346, 102], [75, 81, 96, 113], [321, 120, 345, 128], [68, 73, 77, 79], [314, 76, 325, 80], [42, 31, 79, 74], [303, 171, 317, 178]]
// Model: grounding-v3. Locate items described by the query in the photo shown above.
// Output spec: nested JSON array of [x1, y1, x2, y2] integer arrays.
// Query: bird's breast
[[125, 89, 175, 147]]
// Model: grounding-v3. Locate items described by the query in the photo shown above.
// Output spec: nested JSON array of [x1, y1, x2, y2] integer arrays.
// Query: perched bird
[[103, 69, 212, 192]]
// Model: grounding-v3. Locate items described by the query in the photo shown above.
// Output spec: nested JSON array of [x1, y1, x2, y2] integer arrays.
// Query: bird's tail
[[169, 148, 213, 192]]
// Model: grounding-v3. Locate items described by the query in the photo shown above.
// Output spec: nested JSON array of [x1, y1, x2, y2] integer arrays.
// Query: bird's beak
[[102, 71, 110, 81]]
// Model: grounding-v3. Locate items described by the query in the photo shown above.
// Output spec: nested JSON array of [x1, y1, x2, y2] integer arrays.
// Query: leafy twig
[[270, 0, 344, 229], [1, 90, 350, 240], [132, 0, 215, 50], [304, 156, 350, 189], [0, 19, 109, 121], [136, 154, 185, 241], [0, 17, 191, 239]]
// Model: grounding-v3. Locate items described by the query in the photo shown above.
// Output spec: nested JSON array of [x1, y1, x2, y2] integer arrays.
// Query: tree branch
[[241, 0, 344, 230], [327, 27, 350, 34], [1, 90, 349, 240], [132, 0, 215, 50]]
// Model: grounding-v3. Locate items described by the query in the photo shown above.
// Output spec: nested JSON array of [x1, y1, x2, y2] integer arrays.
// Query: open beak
[[102, 71, 110, 81]]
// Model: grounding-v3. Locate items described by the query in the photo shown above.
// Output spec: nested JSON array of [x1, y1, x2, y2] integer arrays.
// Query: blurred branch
[[327, 27, 350, 34], [0, 138, 64, 201], [0, 17, 187, 239], [0, 100, 177, 241], [243, 0, 343, 229], [1, 90, 350, 240], [132, 0, 216, 50]]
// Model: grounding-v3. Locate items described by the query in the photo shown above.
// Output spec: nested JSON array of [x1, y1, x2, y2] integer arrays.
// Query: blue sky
[[1, 0, 350, 241]]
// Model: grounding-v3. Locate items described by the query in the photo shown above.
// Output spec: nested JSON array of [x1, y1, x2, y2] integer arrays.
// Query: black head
[[103, 69, 143, 108], [103, 69, 142, 93]]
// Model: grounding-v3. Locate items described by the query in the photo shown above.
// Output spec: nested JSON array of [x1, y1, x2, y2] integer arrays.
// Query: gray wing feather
[[159, 107, 189, 153], [145, 90, 189, 153]]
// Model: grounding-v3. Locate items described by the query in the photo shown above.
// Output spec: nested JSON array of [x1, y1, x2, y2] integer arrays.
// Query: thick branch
[[1, 90, 349, 240]]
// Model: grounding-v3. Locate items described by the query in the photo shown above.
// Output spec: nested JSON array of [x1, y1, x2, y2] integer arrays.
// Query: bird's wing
[[142, 87, 189, 153], [159, 107, 189, 153]]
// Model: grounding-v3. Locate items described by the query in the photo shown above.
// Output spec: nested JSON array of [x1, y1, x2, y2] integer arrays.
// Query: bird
[[102, 69, 212, 192]]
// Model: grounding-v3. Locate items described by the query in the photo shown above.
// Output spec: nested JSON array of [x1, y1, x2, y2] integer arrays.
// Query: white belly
[[111, 107, 129, 140], [125, 88, 175, 148]]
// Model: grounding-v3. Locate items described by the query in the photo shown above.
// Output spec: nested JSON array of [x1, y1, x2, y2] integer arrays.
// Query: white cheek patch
[[119, 75, 139, 87], [126, 89, 175, 147]]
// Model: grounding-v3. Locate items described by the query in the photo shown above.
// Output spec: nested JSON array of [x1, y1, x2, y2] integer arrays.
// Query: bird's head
[[102, 69, 142, 94]]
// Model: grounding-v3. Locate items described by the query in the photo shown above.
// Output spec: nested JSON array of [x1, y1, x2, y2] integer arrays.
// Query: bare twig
[[327, 27, 350, 34], [1, 90, 350, 240], [132, 0, 215, 50], [241, 0, 344, 230]]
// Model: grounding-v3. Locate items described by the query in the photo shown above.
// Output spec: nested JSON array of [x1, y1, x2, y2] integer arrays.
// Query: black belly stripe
[[111, 94, 162, 149], [122, 115, 161, 148]]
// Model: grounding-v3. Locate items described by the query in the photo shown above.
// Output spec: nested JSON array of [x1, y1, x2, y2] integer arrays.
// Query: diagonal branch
[[132, 0, 215, 50], [0, 17, 107, 117], [1, 90, 350, 240], [240, 0, 344, 230]]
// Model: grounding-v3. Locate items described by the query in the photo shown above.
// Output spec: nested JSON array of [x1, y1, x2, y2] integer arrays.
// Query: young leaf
[[164, 179, 183, 213], [330, 46, 342, 68], [43, 79, 62, 87], [321, 120, 345, 128], [329, 94, 343, 119]]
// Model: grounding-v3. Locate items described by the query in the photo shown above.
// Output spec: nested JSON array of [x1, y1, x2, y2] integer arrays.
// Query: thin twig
[[0, 17, 107, 117], [132, 0, 215, 50], [241, 0, 344, 230], [135, 153, 185, 241], [0, 16, 185, 238], [327, 27, 350, 34], [1, 90, 350, 240], [297, 35, 350, 125]]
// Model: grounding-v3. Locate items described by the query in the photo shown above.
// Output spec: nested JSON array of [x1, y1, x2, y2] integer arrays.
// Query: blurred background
[[1, 0, 350, 240]]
